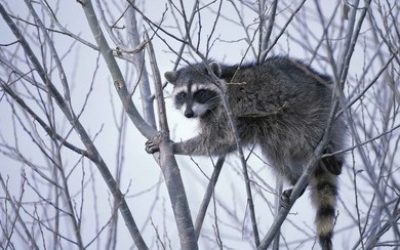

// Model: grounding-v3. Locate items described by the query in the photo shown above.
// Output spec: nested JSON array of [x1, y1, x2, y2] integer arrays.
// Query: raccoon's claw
[[280, 186, 306, 209], [280, 189, 292, 209], [145, 139, 159, 154], [145, 132, 163, 154]]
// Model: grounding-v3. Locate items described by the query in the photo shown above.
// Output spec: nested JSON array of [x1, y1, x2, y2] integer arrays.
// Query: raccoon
[[146, 56, 345, 250]]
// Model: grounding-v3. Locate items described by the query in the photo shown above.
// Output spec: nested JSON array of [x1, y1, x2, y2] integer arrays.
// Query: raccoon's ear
[[209, 62, 222, 77], [164, 71, 178, 84]]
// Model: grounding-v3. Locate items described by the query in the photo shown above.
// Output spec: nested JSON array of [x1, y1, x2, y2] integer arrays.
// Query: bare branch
[[81, 0, 156, 139], [195, 156, 225, 240], [0, 2, 149, 249], [146, 32, 198, 250]]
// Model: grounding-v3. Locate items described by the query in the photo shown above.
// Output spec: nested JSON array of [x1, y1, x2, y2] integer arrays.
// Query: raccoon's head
[[165, 62, 222, 119]]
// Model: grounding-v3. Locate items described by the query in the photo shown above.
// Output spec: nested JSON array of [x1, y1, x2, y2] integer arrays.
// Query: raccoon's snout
[[184, 108, 195, 118]]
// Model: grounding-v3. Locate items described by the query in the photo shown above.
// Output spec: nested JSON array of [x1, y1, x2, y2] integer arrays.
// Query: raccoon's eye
[[175, 91, 187, 104], [193, 89, 216, 104]]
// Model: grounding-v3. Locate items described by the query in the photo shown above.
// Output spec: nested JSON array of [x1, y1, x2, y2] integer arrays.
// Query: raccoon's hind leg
[[279, 186, 306, 209], [279, 172, 307, 209], [310, 165, 338, 250]]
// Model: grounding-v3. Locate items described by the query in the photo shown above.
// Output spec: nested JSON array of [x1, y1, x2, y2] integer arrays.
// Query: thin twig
[[195, 157, 225, 240], [0, 2, 149, 249]]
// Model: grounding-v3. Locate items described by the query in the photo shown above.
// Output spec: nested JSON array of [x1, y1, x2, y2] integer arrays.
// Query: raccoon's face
[[165, 62, 222, 119], [172, 83, 220, 118]]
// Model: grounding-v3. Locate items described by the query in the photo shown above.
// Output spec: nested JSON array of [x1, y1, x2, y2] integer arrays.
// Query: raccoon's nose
[[184, 109, 194, 118]]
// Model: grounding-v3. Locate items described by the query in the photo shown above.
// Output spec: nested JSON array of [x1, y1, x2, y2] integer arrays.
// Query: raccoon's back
[[222, 58, 336, 161], [224, 58, 333, 127]]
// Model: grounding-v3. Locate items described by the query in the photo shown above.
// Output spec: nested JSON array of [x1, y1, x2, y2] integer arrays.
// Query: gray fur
[[164, 71, 178, 83], [146, 56, 345, 249], [209, 62, 222, 77]]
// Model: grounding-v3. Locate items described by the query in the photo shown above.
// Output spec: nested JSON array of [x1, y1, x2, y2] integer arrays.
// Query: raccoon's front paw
[[145, 132, 163, 154]]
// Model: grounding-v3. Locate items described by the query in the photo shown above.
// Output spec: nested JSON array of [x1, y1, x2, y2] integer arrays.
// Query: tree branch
[[257, 92, 341, 250], [194, 156, 225, 240], [146, 32, 198, 250], [81, 0, 156, 139], [0, 3, 149, 249]]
